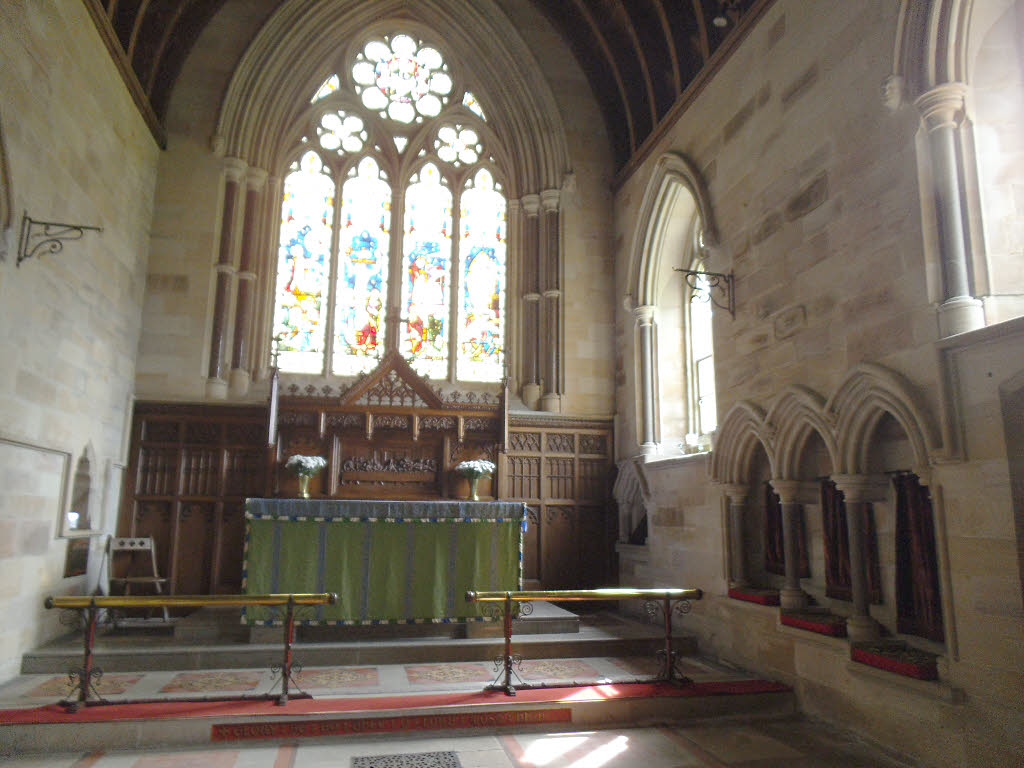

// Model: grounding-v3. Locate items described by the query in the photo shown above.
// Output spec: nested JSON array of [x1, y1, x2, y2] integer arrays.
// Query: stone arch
[[627, 152, 718, 452], [892, 0, 1024, 328], [827, 364, 940, 475], [215, 0, 570, 196], [766, 385, 839, 480], [628, 152, 718, 308], [892, 0, 974, 101], [710, 401, 774, 484]]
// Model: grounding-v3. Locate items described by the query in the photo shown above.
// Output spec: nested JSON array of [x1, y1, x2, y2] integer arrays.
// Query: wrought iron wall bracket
[[674, 267, 735, 318], [17, 211, 102, 267]]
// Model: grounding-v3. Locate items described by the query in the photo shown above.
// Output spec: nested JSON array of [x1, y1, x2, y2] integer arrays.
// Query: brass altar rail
[[465, 588, 703, 696], [43, 593, 336, 711]]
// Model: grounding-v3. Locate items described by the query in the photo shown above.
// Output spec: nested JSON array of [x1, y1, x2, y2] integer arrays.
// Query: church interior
[[1, 1, 1022, 766]]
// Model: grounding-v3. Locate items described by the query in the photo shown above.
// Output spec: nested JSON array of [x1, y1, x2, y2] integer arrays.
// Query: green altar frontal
[[242, 499, 526, 625]]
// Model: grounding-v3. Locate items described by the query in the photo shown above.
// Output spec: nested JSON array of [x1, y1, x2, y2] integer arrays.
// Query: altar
[[242, 498, 526, 625]]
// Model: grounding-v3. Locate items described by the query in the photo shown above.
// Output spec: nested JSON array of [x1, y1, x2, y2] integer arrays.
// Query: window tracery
[[272, 33, 506, 383]]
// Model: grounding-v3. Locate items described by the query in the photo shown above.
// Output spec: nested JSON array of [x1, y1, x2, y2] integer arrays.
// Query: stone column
[[229, 167, 268, 397], [520, 195, 541, 409], [914, 84, 984, 337], [206, 157, 247, 399], [634, 304, 657, 456], [539, 189, 561, 412], [722, 484, 749, 588], [770, 479, 807, 610], [832, 474, 887, 642]]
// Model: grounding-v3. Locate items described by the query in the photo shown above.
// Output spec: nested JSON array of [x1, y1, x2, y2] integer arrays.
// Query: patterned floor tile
[[405, 663, 495, 684], [25, 674, 143, 698], [294, 666, 379, 688], [517, 659, 600, 680], [605, 655, 662, 677], [131, 750, 240, 768], [159, 671, 262, 693], [351, 751, 461, 767]]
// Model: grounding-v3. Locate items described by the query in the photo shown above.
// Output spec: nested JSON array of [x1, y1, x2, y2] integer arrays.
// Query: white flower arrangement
[[285, 454, 327, 477], [455, 459, 495, 479]]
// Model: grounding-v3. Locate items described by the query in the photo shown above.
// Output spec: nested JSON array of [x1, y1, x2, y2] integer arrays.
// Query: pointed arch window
[[271, 32, 507, 383]]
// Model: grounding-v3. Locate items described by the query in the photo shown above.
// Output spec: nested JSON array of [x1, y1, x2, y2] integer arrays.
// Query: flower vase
[[297, 474, 311, 499], [468, 475, 480, 501]]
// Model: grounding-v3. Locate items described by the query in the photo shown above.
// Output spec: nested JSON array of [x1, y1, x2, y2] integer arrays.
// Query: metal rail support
[[466, 587, 703, 696], [44, 593, 336, 711]]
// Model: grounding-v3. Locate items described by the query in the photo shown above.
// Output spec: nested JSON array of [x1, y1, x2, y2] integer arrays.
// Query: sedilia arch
[[627, 152, 719, 455], [203, 0, 573, 403], [827, 363, 941, 477], [710, 401, 774, 485], [765, 385, 840, 482]]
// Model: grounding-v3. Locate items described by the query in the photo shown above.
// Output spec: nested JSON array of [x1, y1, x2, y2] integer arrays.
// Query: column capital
[[245, 167, 268, 190], [633, 304, 655, 325], [520, 194, 541, 216], [914, 83, 968, 132], [507, 198, 522, 216], [522, 292, 542, 302], [830, 474, 889, 503], [769, 479, 799, 504], [223, 157, 248, 183], [540, 189, 561, 212], [719, 483, 748, 504], [542, 289, 561, 300]]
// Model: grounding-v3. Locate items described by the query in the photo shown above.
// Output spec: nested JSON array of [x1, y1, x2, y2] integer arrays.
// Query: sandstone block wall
[[0, 0, 159, 681]]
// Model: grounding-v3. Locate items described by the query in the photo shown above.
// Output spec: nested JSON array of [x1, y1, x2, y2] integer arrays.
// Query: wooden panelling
[[503, 418, 615, 589], [119, 403, 268, 595]]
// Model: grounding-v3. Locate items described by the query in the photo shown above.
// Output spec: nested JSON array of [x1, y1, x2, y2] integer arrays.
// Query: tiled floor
[[0, 718, 911, 766], [0, 656, 747, 707]]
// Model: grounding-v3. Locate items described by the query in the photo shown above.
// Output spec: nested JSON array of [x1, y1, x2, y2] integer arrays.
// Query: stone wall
[[0, 0, 159, 681], [612, 2, 1024, 766]]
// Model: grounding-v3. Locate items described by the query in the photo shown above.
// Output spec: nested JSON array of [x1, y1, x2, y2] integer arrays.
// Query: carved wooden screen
[[120, 403, 268, 595], [273, 352, 503, 500], [503, 419, 615, 589]]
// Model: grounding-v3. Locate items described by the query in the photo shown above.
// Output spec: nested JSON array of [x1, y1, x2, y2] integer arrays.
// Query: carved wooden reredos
[[271, 351, 506, 500]]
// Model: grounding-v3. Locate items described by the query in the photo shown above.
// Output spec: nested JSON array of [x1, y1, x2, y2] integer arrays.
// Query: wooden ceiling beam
[[650, 0, 682, 96], [691, 0, 711, 61], [569, 0, 637, 155], [126, 0, 152, 60], [144, 0, 194, 96], [612, 0, 659, 131]]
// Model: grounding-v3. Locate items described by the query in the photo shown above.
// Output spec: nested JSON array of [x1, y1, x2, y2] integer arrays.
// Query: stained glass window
[[353, 35, 452, 124], [311, 74, 340, 102], [317, 110, 367, 155], [462, 91, 485, 119], [402, 163, 452, 379], [334, 157, 391, 375], [436, 125, 481, 166], [272, 151, 335, 373], [457, 169, 506, 381], [273, 34, 505, 383]]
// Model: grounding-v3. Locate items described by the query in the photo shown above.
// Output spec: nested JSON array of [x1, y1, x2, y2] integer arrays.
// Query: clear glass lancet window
[[689, 270, 717, 435]]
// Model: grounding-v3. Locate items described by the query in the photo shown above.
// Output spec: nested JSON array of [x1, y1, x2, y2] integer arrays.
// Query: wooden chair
[[105, 536, 170, 622]]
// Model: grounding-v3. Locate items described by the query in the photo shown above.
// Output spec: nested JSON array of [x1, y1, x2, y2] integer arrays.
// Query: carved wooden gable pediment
[[339, 351, 445, 410]]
